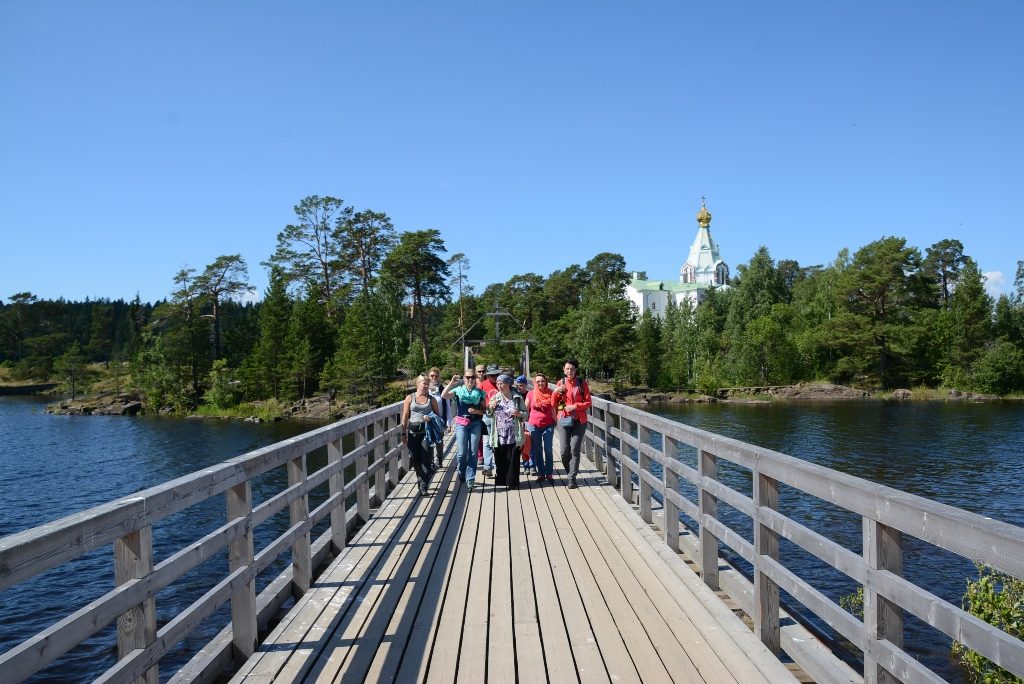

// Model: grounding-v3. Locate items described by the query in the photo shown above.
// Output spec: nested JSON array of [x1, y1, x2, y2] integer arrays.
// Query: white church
[[625, 200, 730, 317]]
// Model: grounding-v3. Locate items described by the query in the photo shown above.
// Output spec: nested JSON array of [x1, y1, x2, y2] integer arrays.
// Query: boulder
[[774, 383, 869, 400], [891, 389, 912, 400]]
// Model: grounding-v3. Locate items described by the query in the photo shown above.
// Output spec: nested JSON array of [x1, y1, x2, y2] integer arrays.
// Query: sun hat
[[485, 364, 501, 375], [497, 373, 514, 385]]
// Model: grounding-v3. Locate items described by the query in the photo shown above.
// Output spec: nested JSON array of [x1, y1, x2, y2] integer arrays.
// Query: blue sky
[[2, 1, 1021, 303]]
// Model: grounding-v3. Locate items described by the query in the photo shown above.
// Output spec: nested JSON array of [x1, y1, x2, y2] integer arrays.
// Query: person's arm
[[430, 396, 440, 415], [400, 395, 411, 445], [441, 374, 460, 400], [566, 381, 592, 414]]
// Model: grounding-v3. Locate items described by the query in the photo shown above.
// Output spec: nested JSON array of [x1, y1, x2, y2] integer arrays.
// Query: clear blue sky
[[2, 1, 1021, 304]]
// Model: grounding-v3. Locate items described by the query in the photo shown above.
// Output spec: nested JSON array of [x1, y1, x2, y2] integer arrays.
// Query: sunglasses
[[463, 375, 476, 380]]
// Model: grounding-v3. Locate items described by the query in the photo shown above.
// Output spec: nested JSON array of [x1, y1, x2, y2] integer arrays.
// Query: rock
[[774, 383, 868, 400], [892, 389, 912, 400], [948, 389, 963, 399]]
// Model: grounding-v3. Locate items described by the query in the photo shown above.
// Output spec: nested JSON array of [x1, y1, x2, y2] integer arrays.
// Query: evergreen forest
[[3, 195, 1024, 412]]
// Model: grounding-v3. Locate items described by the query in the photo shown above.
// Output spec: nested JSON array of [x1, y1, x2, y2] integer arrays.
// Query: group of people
[[401, 358, 591, 495]]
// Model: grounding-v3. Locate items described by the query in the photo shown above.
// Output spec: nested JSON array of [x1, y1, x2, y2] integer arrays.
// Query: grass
[[193, 399, 290, 421]]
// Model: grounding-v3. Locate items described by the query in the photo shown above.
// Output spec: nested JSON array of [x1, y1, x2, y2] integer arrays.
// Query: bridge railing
[[584, 396, 1024, 684], [0, 402, 404, 683]]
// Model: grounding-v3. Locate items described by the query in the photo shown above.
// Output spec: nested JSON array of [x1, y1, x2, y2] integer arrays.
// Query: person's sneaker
[[433, 457, 443, 469], [567, 478, 578, 489], [419, 484, 429, 496], [466, 483, 475, 492], [485, 468, 494, 478], [458, 473, 465, 483], [535, 474, 546, 481], [546, 475, 555, 481]]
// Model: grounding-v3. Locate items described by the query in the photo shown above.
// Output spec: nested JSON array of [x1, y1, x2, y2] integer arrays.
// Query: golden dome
[[696, 201, 712, 228]]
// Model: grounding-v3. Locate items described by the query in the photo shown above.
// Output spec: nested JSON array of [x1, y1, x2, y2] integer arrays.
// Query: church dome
[[696, 204, 712, 227]]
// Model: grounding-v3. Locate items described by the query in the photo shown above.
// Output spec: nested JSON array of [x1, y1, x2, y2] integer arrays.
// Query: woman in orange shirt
[[525, 372, 556, 482]]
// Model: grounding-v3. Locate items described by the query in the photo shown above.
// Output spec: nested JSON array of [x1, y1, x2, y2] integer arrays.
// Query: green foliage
[[203, 359, 239, 409], [970, 341, 1024, 395], [952, 565, 1024, 683], [53, 343, 91, 400], [839, 586, 864, 618]]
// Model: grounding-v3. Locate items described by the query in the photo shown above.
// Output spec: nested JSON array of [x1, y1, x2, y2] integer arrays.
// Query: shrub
[[952, 564, 1024, 683]]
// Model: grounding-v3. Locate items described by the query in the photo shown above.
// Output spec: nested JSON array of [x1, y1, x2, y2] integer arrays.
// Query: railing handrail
[[585, 395, 1024, 683], [0, 401, 404, 683]]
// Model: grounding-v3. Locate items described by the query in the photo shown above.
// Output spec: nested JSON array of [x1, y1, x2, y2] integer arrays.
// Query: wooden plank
[[519, 479, 579, 682], [456, 476, 496, 682], [583, 468, 799, 684], [507, 485, 548, 683], [571, 472, 743, 684], [423, 475, 481, 683], [396, 449, 477, 682], [547, 474, 674, 683], [231, 473, 420, 681], [863, 518, 903, 684], [754, 471, 780, 654], [530, 448, 625, 683], [486, 484, 516, 683], [307, 472, 440, 682], [365, 448, 463, 680]]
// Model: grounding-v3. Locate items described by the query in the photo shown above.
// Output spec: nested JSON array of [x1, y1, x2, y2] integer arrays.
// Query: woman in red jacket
[[551, 358, 591, 489], [525, 372, 556, 482]]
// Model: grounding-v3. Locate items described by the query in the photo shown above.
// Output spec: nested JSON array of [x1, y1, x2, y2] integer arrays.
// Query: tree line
[[3, 196, 1024, 410]]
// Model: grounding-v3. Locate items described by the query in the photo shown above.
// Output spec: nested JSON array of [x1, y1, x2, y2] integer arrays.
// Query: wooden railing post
[[663, 435, 680, 552], [114, 526, 158, 684], [615, 413, 633, 504], [288, 453, 312, 595], [698, 449, 720, 590], [373, 418, 387, 504], [328, 436, 347, 553], [638, 423, 652, 524], [603, 413, 618, 488], [227, 481, 257, 662], [864, 519, 904, 684], [356, 425, 370, 523], [592, 407, 605, 472], [386, 415, 400, 488], [754, 470, 781, 654]]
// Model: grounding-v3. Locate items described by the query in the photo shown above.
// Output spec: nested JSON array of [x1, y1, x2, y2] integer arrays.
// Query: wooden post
[[114, 526, 158, 684], [604, 421, 618, 488], [373, 418, 387, 504], [615, 414, 633, 503], [288, 453, 312, 596], [663, 435, 680, 552], [356, 425, 370, 523], [638, 424, 652, 524], [227, 481, 257, 662], [698, 449, 720, 590], [754, 470, 781, 654], [386, 415, 400, 488], [592, 409, 605, 471], [328, 436, 347, 554], [864, 518, 904, 684]]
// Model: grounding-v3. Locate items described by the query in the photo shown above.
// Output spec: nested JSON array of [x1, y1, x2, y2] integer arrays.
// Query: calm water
[[1, 396, 1022, 681], [647, 400, 1024, 681]]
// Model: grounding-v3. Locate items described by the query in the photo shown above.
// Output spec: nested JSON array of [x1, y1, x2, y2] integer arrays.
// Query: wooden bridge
[[2, 398, 1023, 683]]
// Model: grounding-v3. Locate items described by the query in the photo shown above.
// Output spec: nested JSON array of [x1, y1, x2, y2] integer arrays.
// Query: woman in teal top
[[442, 369, 486, 491]]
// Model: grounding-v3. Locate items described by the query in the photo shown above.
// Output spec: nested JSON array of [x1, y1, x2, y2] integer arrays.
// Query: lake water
[[1, 396, 1022, 681]]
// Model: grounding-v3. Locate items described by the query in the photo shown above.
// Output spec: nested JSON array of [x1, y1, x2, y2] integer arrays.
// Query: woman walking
[[551, 358, 591, 489], [426, 367, 449, 469], [442, 369, 486, 491], [401, 375, 440, 496], [488, 374, 526, 489], [526, 372, 556, 482]]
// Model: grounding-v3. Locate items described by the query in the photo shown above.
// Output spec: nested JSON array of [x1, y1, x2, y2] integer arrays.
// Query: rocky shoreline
[[612, 382, 1002, 406]]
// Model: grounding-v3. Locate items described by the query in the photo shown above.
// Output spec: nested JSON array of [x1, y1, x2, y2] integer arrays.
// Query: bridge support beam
[[328, 436, 347, 554], [114, 525, 158, 684], [864, 519, 904, 684], [288, 453, 312, 595], [227, 482, 257, 662], [754, 471, 781, 654], [699, 449, 720, 590]]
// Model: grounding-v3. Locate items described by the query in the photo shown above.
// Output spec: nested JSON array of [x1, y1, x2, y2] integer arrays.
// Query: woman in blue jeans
[[441, 370, 486, 491], [526, 372, 556, 481]]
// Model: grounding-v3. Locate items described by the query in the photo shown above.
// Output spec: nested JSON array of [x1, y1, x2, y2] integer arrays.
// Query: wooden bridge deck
[[229, 439, 796, 684]]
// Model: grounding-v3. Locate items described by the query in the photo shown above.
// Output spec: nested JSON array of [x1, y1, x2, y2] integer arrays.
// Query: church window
[[715, 263, 729, 285]]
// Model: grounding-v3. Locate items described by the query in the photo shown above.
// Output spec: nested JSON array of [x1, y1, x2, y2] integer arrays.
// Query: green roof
[[628, 279, 709, 292]]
